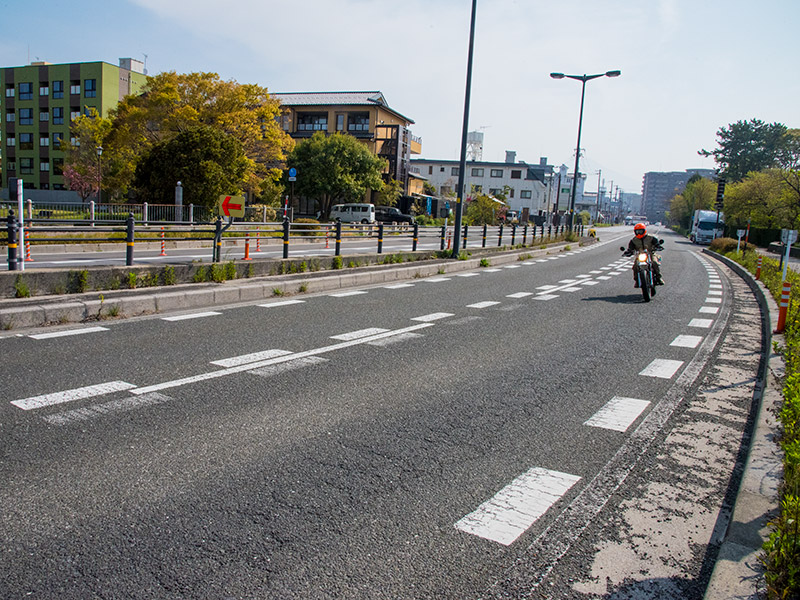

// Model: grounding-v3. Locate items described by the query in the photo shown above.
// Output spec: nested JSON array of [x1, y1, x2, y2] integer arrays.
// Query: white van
[[330, 203, 376, 224]]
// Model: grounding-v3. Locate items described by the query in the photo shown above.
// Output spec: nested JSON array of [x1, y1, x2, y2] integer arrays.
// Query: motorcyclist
[[624, 223, 664, 286]]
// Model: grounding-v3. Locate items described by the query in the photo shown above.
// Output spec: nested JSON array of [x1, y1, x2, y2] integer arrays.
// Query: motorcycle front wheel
[[639, 271, 651, 302]]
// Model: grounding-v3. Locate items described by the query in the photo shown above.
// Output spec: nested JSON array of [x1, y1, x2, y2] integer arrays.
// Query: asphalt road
[[0, 228, 762, 599]]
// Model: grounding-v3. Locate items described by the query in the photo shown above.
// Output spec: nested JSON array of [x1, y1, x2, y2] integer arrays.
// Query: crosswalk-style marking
[[671, 334, 703, 348], [639, 359, 684, 379], [585, 396, 651, 432]]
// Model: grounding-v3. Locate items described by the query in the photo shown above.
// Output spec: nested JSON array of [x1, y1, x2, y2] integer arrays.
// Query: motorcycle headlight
[[637, 252, 649, 263]]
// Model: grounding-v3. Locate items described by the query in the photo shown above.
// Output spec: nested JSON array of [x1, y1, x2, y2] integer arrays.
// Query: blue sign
[[289, 168, 297, 177]]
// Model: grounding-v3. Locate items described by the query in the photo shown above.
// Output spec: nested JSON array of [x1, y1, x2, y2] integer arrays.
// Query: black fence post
[[282, 217, 290, 259], [523, 225, 528, 245], [377, 223, 384, 254], [482, 224, 487, 247], [462, 225, 468, 250], [412, 222, 419, 252], [440, 225, 446, 251], [213, 217, 222, 263], [498, 223, 503, 247], [7, 210, 19, 271], [126, 213, 135, 266], [335, 219, 342, 256], [511, 224, 517, 246], [548, 226, 552, 240]]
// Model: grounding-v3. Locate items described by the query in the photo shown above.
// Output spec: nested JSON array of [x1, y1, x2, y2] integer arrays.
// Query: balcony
[[410, 133, 422, 155]]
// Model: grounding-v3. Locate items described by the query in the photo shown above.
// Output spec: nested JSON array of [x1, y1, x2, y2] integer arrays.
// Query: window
[[296, 113, 327, 131], [19, 82, 33, 100], [19, 158, 33, 174], [52, 132, 63, 149], [70, 80, 81, 95], [428, 166, 433, 175], [509, 188, 515, 198], [6, 110, 15, 123], [19, 108, 33, 125], [52, 80, 64, 99], [473, 185, 482, 193], [53, 158, 64, 175], [83, 106, 96, 117], [40, 82, 49, 96], [5, 84, 14, 98], [471, 168, 484, 177], [6, 161, 16, 172], [336, 114, 345, 131], [520, 190, 532, 199], [40, 160, 50, 172], [53, 183, 66, 190], [451, 167, 460, 176], [440, 167, 445, 172], [489, 188, 502, 196], [52, 107, 64, 125], [39, 135, 49, 147], [347, 112, 369, 132], [71, 108, 81, 121], [84, 79, 97, 98], [510, 170, 521, 179], [40, 183, 50, 190], [6, 135, 15, 147], [40, 110, 49, 122], [70, 136, 79, 146], [490, 169, 503, 178], [19, 133, 33, 150]]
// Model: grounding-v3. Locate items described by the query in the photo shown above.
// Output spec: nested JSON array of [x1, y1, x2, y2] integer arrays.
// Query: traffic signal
[[715, 178, 726, 210], [8, 177, 19, 202]]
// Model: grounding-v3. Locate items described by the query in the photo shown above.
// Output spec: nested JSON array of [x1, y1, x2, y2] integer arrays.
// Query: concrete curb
[[0, 241, 582, 330], [703, 250, 783, 599]]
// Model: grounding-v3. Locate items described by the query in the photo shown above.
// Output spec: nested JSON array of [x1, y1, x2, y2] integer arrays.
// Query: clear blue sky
[[2, 0, 797, 194]]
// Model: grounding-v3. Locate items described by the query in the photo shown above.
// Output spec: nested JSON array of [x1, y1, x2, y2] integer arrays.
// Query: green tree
[[287, 132, 386, 219], [422, 181, 436, 196], [668, 176, 716, 230], [464, 194, 502, 225], [375, 178, 402, 207], [699, 118, 788, 182], [133, 125, 250, 208], [63, 108, 113, 201], [100, 71, 292, 202], [723, 170, 788, 228]]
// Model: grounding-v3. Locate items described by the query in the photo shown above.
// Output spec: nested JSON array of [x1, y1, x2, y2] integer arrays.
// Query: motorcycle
[[620, 240, 664, 302]]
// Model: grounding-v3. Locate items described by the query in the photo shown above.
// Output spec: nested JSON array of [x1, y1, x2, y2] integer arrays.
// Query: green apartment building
[[1, 58, 147, 201]]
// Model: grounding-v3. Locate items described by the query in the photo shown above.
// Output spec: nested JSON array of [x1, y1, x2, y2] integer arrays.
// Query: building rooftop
[[272, 91, 414, 124]]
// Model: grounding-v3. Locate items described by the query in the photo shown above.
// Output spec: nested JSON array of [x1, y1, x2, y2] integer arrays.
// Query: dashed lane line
[[162, 311, 222, 322], [639, 359, 685, 379], [12, 381, 138, 411], [29, 326, 109, 340], [584, 397, 651, 432]]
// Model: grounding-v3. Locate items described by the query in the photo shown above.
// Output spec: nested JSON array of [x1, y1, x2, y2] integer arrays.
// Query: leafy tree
[[668, 177, 716, 230], [422, 181, 436, 196], [133, 125, 250, 208], [287, 132, 386, 219], [100, 71, 293, 202], [723, 170, 788, 228], [464, 194, 503, 225], [375, 178, 402, 207], [63, 108, 113, 201], [699, 118, 788, 181]]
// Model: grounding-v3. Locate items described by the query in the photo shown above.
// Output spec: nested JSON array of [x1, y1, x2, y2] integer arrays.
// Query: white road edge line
[[12, 381, 138, 411]]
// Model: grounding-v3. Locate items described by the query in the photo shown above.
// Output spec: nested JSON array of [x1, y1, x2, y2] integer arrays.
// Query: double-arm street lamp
[[550, 70, 620, 231]]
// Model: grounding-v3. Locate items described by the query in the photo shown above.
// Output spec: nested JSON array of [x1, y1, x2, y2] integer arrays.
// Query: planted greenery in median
[[718, 244, 800, 598]]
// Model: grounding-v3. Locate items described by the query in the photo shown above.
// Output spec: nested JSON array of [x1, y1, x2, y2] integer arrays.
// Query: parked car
[[329, 203, 376, 224], [375, 206, 415, 225]]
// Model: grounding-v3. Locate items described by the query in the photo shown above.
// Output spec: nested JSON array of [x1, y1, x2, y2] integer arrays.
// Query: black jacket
[[627, 234, 661, 253]]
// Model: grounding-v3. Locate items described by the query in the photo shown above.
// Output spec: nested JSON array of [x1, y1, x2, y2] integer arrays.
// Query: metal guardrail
[[3, 209, 576, 271]]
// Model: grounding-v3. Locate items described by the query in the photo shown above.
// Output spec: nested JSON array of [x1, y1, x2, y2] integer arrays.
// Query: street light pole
[[550, 70, 620, 232], [96, 146, 103, 203]]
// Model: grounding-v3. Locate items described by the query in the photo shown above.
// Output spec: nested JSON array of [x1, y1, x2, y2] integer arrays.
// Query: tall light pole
[[96, 145, 103, 203], [550, 70, 620, 232]]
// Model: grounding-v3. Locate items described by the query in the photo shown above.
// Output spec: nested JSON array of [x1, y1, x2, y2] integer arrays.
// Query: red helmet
[[634, 223, 647, 238]]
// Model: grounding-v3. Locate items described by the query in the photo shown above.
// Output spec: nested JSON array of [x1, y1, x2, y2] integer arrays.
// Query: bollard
[[775, 281, 792, 334], [440, 225, 446, 251], [523, 225, 528, 245], [447, 230, 452, 250], [511, 224, 517, 246], [282, 218, 290, 259], [377, 223, 384, 254], [325, 227, 329, 249], [25, 238, 33, 262], [7, 211, 19, 271], [756, 256, 762, 280], [498, 224, 504, 247], [160, 227, 167, 256], [213, 217, 222, 263], [482, 224, 487, 248], [256, 230, 261, 252], [463, 225, 468, 249], [126, 213, 135, 266], [243, 232, 252, 260], [335, 219, 342, 256], [412, 222, 419, 252]]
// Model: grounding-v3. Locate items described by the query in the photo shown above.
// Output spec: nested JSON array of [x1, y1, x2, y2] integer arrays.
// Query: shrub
[[14, 276, 31, 298], [709, 237, 753, 254], [162, 266, 176, 286]]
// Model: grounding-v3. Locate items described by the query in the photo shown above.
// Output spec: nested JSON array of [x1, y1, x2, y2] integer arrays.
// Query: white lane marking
[[41, 392, 170, 425], [597, 276, 612, 281], [558, 279, 577, 284], [250, 356, 328, 377], [162, 311, 222, 322], [537, 285, 558, 291], [131, 323, 434, 395], [535, 294, 559, 301], [368, 332, 424, 346], [580, 280, 600, 286], [29, 326, 109, 340], [600, 267, 612, 271], [561, 287, 583, 292], [705, 297, 722, 304], [412, 312, 454, 322], [507, 292, 533, 298], [589, 271, 603, 274], [584, 397, 651, 432], [700, 306, 719, 314], [709, 284, 723, 289], [708, 290, 723, 296], [575, 275, 592, 279], [384, 283, 415, 289], [536, 260, 548, 263], [455, 467, 581, 546], [258, 300, 306, 307], [331, 328, 390, 340], [467, 301, 501, 309], [12, 381, 137, 411], [329, 290, 368, 297], [425, 277, 452, 282], [456, 273, 480, 278], [639, 359, 684, 379], [504, 265, 522, 269], [212, 349, 293, 367], [547, 257, 560, 261], [483, 269, 503, 273], [671, 334, 703, 348], [689, 318, 714, 328]]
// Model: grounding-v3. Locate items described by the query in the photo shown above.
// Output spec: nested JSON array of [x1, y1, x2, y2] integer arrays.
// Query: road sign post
[[781, 228, 797, 281], [736, 229, 746, 253]]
